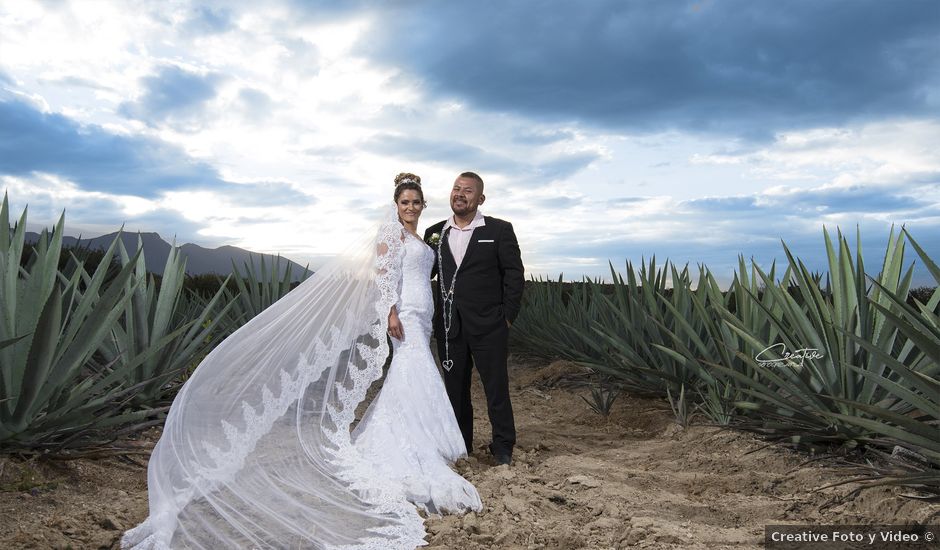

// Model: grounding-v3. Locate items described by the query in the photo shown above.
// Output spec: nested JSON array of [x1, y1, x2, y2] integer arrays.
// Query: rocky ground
[[1, 356, 937, 549]]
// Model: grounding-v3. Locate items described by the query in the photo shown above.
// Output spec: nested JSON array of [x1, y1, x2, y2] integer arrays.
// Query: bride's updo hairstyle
[[393, 172, 424, 203]]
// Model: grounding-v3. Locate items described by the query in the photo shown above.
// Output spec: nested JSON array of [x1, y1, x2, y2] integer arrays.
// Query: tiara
[[395, 176, 421, 187]]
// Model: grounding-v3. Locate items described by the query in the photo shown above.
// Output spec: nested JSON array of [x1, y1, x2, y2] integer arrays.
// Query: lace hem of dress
[[122, 215, 430, 549]]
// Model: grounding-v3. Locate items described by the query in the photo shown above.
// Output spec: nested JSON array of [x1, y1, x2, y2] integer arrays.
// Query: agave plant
[[700, 226, 931, 452], [579, 375, 621, 417], [568, 259, 705, 395], [510, 276, 609, 364], [217, 254, 311, 333], [515, 261, 730, 396], [830, 230, 940, 467], [667, 384, 693, 427], [643, 258, 788, 425], [92, 236, 236, 406], [0, 195, 158, 449], [0, 335, 26, 351], [513, 223, 938, 493]]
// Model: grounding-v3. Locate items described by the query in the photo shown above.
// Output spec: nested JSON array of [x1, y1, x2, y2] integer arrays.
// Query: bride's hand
[[387, 309, 404, 340]]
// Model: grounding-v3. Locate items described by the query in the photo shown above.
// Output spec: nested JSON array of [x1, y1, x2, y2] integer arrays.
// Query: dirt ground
[[1, 356, 937, 549]]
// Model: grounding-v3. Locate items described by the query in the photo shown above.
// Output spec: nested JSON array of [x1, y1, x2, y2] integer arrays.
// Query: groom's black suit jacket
[[424, 217, 524, 339]]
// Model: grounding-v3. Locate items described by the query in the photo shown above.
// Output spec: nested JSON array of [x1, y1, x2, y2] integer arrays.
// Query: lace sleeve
[[374, 219, 406, 316]]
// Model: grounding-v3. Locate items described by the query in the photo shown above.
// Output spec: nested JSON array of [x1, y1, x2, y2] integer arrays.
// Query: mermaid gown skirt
[[351, 233, 482, 514]]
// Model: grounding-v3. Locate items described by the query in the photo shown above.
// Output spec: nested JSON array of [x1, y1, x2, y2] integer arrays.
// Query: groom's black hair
[[458, 171, 484, 190]]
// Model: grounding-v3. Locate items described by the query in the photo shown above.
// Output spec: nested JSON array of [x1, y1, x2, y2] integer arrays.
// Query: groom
[[425, 171, 524, 466]]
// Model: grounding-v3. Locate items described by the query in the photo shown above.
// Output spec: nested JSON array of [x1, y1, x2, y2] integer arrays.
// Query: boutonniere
[[427, 232, 441, 246]]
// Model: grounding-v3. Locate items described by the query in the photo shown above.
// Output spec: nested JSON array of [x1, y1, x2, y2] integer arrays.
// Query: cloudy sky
[[1, 1, 938, 286]]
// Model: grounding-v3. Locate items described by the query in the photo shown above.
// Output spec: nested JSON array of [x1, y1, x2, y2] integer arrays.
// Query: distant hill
[[24, 231, 311, 282]]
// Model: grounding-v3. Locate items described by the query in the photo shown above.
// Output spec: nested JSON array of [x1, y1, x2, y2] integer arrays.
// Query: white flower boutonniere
[[427, 232, 441, 246]]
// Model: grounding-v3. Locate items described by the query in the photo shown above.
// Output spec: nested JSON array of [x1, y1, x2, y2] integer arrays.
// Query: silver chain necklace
[[436, 227, 458, 371]]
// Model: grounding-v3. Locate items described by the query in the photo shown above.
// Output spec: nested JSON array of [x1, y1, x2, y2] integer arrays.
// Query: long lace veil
[[122, 205, 428, 549]]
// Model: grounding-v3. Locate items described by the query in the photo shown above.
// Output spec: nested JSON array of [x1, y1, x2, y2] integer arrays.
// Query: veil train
[[122, 206, 428, 549]]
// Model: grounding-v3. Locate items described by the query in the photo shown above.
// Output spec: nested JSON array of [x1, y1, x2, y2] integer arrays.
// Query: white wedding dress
[[352, 231, 481, 515], [122, 209, 480, 549]]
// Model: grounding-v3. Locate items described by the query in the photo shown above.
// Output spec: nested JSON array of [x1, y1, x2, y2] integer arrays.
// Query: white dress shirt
[[443, 210, 486, 267]]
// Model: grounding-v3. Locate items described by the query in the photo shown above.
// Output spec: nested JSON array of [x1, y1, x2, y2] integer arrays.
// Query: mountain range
[[24, 231, 311, 282]]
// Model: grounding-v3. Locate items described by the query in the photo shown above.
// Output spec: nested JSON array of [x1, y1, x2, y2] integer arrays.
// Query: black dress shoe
[[489, 443, 512, 465]]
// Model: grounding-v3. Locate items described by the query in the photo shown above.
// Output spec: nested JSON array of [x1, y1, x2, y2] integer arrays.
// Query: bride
[[122, 173, 482, 549]]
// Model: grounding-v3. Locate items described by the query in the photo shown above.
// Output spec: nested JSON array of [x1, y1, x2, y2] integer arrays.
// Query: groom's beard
[[450, 199, 476, 217]]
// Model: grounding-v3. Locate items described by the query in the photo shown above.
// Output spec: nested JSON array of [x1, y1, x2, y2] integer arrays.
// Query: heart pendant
[[442, 359, 454, 372]]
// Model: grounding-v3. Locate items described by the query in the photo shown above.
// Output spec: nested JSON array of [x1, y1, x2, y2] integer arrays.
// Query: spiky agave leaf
[[93, 236, 237, 405], [216, 254, 310, 333], [0, 198, 146, 448]]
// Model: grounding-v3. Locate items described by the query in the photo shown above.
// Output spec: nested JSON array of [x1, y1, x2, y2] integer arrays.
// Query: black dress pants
[[437, 323, 515, 456]]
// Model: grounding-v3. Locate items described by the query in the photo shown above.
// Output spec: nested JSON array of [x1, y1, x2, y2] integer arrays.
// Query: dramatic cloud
[[3, 172, 210, 240], [362, 134, 527, 175], [120, 65, 223, 127], [360, 134, 601, 185], [0, 1, 937, 285], [526, 181, 940, 286], [357, 1, 940, 136], [0, 98, 222, 197]]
